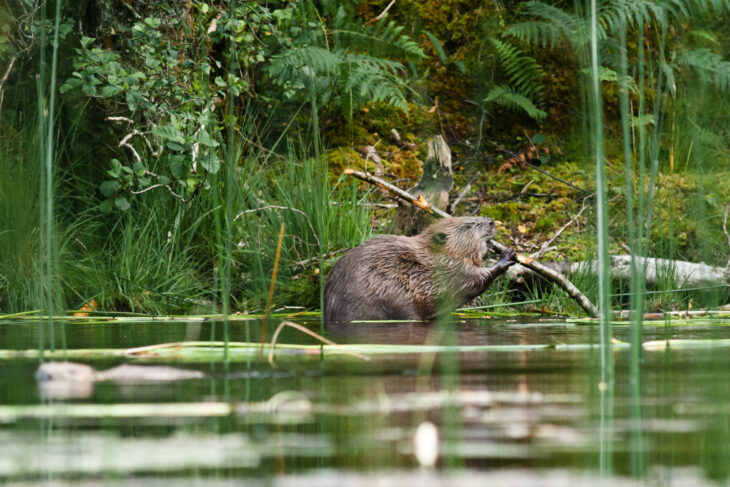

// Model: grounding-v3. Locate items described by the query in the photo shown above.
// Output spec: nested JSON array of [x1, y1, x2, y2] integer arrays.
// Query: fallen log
[[511, 255, 730, 289], [344, 168, 600, 317]]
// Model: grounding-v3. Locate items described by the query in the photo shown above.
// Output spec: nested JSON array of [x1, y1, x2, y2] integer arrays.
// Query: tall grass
[[0, 127, 43, 312]]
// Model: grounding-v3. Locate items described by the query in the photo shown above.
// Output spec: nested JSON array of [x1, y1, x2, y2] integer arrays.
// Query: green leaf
[[169, 155, 188, 179], [99, 180, 118, 197], [99, 199, 114, 214], [133, 162, 146, 176], [114, 196, 131, 211], [138, 177, 151, 187], [531, 133, 546, 144], [195, 130, 219, 147], [422, 30, 447, 64], [151, 125, 185, 144], [107, 159, 123, 178], [126, 89, 142, 111], [199, 152, 220, 174], [80, 36, 95, 49]]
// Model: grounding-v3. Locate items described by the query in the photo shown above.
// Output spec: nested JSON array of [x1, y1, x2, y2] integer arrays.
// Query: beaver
[[324, 216, 517, 323]]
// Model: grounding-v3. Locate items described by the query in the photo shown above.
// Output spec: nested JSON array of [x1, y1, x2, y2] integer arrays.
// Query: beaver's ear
[[431, 232, 447, 245]]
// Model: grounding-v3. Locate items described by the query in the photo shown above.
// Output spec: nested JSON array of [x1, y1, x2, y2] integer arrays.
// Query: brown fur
[[324, 216, 516, 323]]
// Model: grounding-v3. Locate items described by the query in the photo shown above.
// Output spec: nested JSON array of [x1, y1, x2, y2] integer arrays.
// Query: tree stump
[[397, 135, 454, 235]]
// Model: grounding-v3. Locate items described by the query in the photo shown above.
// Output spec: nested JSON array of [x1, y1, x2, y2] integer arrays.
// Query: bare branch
[[371, 0, 396, 22], [0, 55, 17, 92], [448, 181, 473, 214], [107, 118, 162, 157], [106, 116, 134, 124], [531, 197, 591, 259], [724, 203, 730, 269]]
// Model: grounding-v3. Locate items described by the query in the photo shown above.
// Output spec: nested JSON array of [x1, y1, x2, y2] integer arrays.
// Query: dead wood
[[397, 135, 454, 235], [513, 255, 730, 289]]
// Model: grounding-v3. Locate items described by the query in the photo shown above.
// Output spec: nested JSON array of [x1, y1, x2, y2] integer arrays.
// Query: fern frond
[[484, 85, 547, 120], [505, 1, 594, 49], [490, 38, 545, 102], [331, 8, 424, 62], [268, 46, 341, 79], [339, 59, 408, 110], [676, 48, 730, 92], [600, 0, 666, 32], [423, 30, 448, 64], [580, 65, 638, 93]]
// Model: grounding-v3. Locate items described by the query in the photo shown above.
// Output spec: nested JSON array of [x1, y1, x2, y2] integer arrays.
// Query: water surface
[[0, 317, 728, 485]]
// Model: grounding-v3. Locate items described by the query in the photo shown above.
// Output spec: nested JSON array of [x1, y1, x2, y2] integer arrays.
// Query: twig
[[124, 342, 184, 355], [345, 169, 450, 218], [260, 224, 285, 360], [722, 203, 730, 269], [129, 174, 199, 203], [293, 249, 349, 269], [486, 139, 588, 194], [345, 168, 599, 317], [531, 196, 591, 259], [448, 178, 474, 214], [0, 55, 16, 92], [371, 0, 396, 22], [0, 55, 17, 126], [234, 205, 321, 250], [268, 321, 369, 364]]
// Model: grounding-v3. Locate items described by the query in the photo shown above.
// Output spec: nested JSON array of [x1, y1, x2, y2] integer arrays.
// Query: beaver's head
[[423, 217, 496, 266]]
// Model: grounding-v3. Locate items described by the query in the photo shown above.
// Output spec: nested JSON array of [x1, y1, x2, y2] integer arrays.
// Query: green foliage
[[233, 150, 371, 309], [485, 85, 546, 120], [490, 38, 545, 104], [0, 128, 43, 311], [57, 2, 422, 209], [267, 5, 424, 120], [676, 48, 730, 92]]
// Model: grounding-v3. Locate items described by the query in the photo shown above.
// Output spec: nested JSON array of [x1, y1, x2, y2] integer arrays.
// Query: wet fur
[[324, 217, 515, 323]]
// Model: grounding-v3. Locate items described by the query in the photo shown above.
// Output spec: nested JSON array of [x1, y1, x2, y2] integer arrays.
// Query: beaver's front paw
[[498, 247, 517, 267]]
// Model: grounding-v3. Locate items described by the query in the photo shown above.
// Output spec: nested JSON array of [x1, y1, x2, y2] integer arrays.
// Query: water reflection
[[0, 317, 727, 482]]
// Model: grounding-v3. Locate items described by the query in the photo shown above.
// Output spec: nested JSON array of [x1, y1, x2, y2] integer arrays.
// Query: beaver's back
[[323, 235, 435, 323]]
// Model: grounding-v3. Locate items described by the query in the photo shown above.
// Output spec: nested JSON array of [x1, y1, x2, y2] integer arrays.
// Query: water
[[0, 317, 728, 485]]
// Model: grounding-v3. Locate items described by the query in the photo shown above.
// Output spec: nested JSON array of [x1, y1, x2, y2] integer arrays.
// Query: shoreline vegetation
[[2, 1, 730, 316]]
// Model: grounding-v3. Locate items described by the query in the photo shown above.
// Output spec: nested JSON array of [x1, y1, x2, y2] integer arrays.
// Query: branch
[[486, 139, 588, 194], [722, 203, 730, 269], [345, 169, 451, 218], [531, 196, 591, 259], [0, 55, 17, 92], [371, 0, 396, 22], [345, 168, 599, 317]]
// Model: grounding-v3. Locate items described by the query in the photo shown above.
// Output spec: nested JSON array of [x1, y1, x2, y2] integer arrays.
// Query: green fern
[[485, 85, 547, 120], [505, 1, 595, 49], [490, 38, 545, 103], [330, 6, 424, 62], [676, 48, 730, 92], [268, 46, 341, 79], [267, 5, 423, 121]]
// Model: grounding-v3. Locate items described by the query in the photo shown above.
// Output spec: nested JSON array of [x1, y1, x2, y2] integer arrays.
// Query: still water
[[0, 317, 728, 486]]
